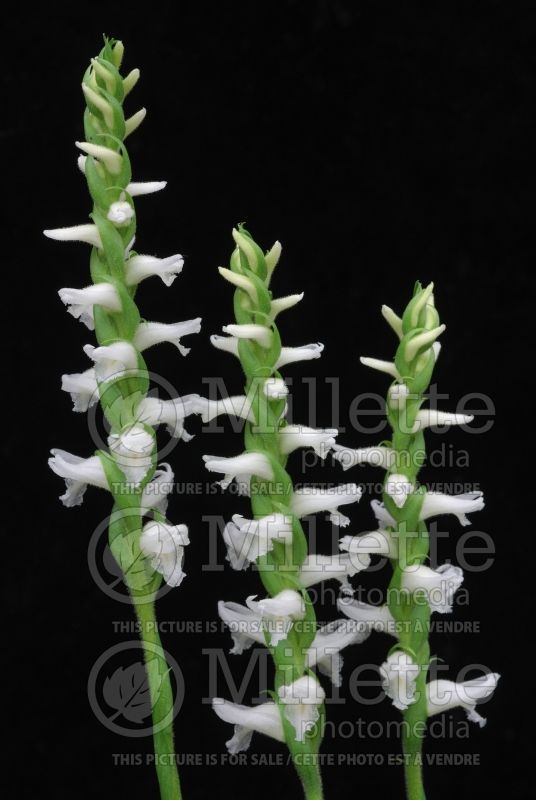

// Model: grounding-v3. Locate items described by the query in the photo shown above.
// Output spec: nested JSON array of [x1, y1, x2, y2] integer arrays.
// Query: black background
[[3, 2, 533, 799]]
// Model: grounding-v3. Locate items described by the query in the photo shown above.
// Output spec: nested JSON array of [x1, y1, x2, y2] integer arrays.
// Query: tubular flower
[[426, 673, 500, 727]]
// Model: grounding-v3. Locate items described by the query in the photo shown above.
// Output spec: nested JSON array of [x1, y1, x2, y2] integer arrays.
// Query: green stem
[[401, 671, 428, 800], [299, 762, 324, 800], [131, 594, 182, 800]]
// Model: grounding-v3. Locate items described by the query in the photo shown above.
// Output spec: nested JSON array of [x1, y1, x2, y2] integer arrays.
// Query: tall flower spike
[[206, 228, 366, 799], [333, 281, 498, 797], [44, 39, 200, 799]]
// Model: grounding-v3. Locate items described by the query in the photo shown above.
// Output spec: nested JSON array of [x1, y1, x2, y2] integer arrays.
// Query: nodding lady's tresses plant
[[334, 283, 500, 800], [45, 39, 200, 800], [195, 227, 382, 800]]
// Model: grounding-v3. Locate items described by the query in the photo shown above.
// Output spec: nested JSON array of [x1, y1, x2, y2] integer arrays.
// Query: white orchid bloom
[[77, 153, 167, 197], [133, 319, 202, 356], [276, 342, 324, 369], [371, 489, 485, 529], [385, 473, 414, 508], [426, 673, 500, 727], [218, 600, 266, 654], [48, 449, 108, 507], [410, 409, 474, 432], [107, 425, 154, 486], [246, 590, 305, 647], [43, 224, 103, 249], [222, 323, 273, 349], [278, 676, 325, 742], [298, 552, 370, 591], [203, 452, 274, 491], [306, 619, 370, 687], [263, 377, 288, 400], [360, 356, 401, 380], [191, 395, 254, 424], [339, 529, 397, 559], [280, 425, 338, 459], [140, 462, 174, 516], [209, 334, 240, 357], [222, 513, 293, 570], [388, 383, 411, 409], [291, 483, 362, 527], [140, 521, 189, 587], [332, 444, 396, 470], [75, 141, 122, 173], [107, 200, 134, 225], [212, 698, 284, 754], [136, 394, 198, 440], [58, 283, 122, 330], [420, 491, 485, 525], [83, 341, 138, 383], [125, 254, 184, 287], [380, 651, 420, 711], [337, 597, 398, 637], [61, 368, 99, 412], [401, 563, 464, 614], [270, 292, 304, 317]]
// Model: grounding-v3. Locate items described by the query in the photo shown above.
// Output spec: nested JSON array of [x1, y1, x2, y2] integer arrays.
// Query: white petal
[[125, 254, 184, 286], [360, 356, 401, 380], [43, 224, 102, 249], [134, 319, 201, 355], [192, 395, 254, 424], [75, 141, 122, 174], [222, 323, 272, 349], [263, 378, 288, 400], [339, 529, 396, 558], [291, 483, 362, 526], [140, 521, 188, 587], [127, 180, 167, 196], [58, 283, 121, 330], [223, 513, 293, 570], [299, 552, 369, 589], [210, 335, 239, 357], [108, 425, 154, 486], [212, 699, 284, 753], [426, 674, 500, 726], [278, 676, 325, 742], [401, 563, 464, 613], [420, 491, 485, 525], [270, 292, 304, 317], [380, 651, 419, 711], [276, 342, 324, 369], [332, 444, 396, 470], [61, 368, 98, 412], [412, 409, 474, 432], [48, 449, 108, 506], [307, 618, 370, 686], [385, 473, 414, 508], [370, 500, 396, 529], [140, 463, 174, 515], [280, 425, 338, 458], [217, 600, 265, 653], [337, 597, 398, 637], [137, 394, 198, 440], [203, 452, 274, 489], [84, 341, 138, 383]]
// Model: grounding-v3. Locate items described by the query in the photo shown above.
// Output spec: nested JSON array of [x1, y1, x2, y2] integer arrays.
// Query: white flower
[[404, 324, 445, 362], [125, 254, 184, 287], [218, 268, 258, 302], [385, 473, 414, 508], [371, 490, 485, 528], [360, 356, 401, 380], [44, 224, 103, 249], [426, 673, 500, 727], [380, 651, 420, 711], [339, 529, 396, 559], [140, 521, 189, 587], [61, 368, 98, 412], [401, 563, 464, 613], [222, 323, 272, 349], [136, 394, 198, 441], [307, 618, 370, 686], [107, 200, 134, 225], [48, 449, 108, 507], [75, 141, 122, 174], [58, 283, 121, 330], [279, 425, 338, 458], [291, 483, 362, 527], [337, 597, 398, 637], [388, 383, 410, 409], [218, 600, 266, 654], [381, 304, 403, 338], [410, 409, 474, 432], [270, 292, 304, 317], [202, 452, 274, 491], [298, 552, 370, 591], [140, 462, 174, 516], [191, 395, 254, 424], [420, 491, 485, 525], [209, 334, 239, 357], [212, 698, 284, 754], [134, 319, 202, 356], [127, 180, 167, 196], [83, 341, 138, 383], [333, 444, 396, 470], [263, 378, 288, 400], [223, 513, 293, 570], [278, 675, 325, 742], [276, 343, 324, 369], [108, 425, 154, 486], [246, 590, 305, 647]]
